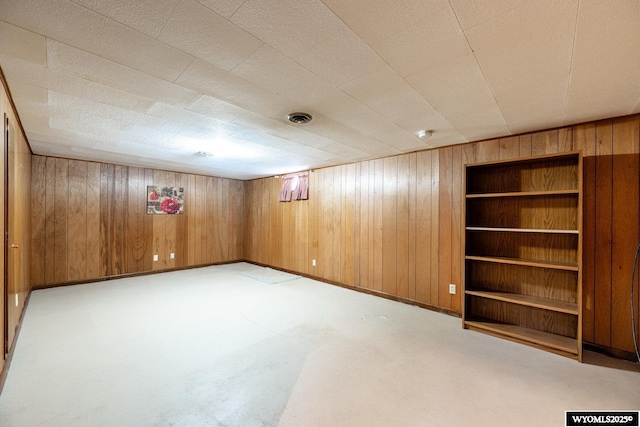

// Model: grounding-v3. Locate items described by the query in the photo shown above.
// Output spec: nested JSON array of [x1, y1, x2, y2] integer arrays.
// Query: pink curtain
[[278, 175, 294, 202], [292, 172, 309, 200]]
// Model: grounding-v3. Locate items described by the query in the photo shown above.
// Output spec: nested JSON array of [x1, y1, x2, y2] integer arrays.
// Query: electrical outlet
[[449, 284, 456, 295], [153, 254, 159, 262], [170, 253, 175, 259], [312, 259, 316, 267]]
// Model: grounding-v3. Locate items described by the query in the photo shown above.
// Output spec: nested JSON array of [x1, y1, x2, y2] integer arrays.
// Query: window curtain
[[292, 171, 309, 200], [278, 175, 294, 202], [279, 171, 309, 202]]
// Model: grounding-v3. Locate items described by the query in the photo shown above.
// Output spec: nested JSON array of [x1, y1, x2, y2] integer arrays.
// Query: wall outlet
[[153, 254, 159, 262], [449, 284, 456, 295], [170, 253, 175, 259], [312, 259, 316, 267], [15, 294, 18, 307]]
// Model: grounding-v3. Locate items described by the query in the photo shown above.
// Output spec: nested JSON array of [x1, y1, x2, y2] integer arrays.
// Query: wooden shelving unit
[[462, 152, 583, 361]]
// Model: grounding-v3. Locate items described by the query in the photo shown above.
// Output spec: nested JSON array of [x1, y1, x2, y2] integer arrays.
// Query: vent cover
[[287, 112, 313, 124]]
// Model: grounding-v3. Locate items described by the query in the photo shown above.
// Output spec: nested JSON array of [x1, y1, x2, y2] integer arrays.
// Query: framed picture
[[147, 186, 184, 215]]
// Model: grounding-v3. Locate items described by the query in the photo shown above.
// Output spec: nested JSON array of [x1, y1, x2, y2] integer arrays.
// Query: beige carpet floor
[[0, 262, 638, 426]]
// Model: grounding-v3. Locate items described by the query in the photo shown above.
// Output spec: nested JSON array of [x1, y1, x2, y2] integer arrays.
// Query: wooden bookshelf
[[463, 152, 583, 361]]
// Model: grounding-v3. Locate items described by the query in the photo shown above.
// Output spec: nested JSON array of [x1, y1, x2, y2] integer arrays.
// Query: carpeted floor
[[0, 262, 638, 426]]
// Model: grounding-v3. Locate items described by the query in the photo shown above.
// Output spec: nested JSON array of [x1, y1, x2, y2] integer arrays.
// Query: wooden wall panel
[[31, 156, 244, 287], [242, 114, 640, 358], [573, 123, 596, 343], [382, 157, 397, 296], [67, 160, 87, 281], [610, 117, 639, 351], [594, 121, 613, 346], [30, 156, 46, 287], [54, 159, 69, 284]]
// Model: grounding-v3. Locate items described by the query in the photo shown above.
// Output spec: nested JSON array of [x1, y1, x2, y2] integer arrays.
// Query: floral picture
[[147, 186, 184, 215]]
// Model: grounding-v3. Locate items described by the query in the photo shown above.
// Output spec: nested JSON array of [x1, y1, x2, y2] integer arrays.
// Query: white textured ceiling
[[0, 0, 639, 180]]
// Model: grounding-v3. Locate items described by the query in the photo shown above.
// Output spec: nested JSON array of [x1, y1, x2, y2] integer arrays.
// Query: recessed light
[[287, 112, 313, 124], [418, 130, 433, 139], [198, 151, 213, 157]]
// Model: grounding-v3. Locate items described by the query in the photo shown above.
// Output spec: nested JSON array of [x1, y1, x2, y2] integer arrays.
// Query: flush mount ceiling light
[[418, 130, 433, 139], [287, 112, 313, 124]]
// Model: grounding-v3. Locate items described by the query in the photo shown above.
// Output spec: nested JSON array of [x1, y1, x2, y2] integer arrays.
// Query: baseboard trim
[[583, 342, 640, 363], [0, 290, 32, 396], [243, 260, 461, 318], [31, 260, 243, 290]]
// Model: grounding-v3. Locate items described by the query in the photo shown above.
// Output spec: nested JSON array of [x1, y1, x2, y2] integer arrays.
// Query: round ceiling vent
[[287, 112, 313, 124]]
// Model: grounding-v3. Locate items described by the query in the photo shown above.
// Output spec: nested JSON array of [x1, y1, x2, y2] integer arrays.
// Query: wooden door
[[4, 114, 22, 352]]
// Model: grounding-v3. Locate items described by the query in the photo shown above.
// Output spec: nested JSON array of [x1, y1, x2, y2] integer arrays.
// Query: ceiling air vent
[[287, 112, 312, 124]]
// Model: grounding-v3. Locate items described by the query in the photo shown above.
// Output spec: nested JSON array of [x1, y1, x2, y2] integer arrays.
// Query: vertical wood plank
[[125, 167, 140, 274], [396, 155, 410, 298], [67, 160, 87, 281], [359, 161, 370, 288], [100, 164, 113, 277], [430, 151, 440, 304], [415, 151, 432, 304], [438, 148, 453, 308], [353, 163, 362, 286], [54, 158, 69, 283], [519, 134, 532, 157], [532, 129, 559, 155], [559, 127, 573, 152], [343, 164, 356, 286], [408, 153, 417, 300], [611, 116, 639, 352], [165, 171, 177, 269], [86, 162, 101, 279], [499, 136, 520, 160], [476, 139, 500, 162], [141, 169, 154, 272], [450, 145, 464, 312], [30, 156, 46, 287], [382, 157, 398, 296], [594, 120, 613, 347], [44, 157, 56, 285], [574, 122, 596, 343], [373, 159, 384, 292]]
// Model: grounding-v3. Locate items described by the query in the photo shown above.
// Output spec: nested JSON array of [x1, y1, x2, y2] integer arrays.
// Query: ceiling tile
[[465, 0, 579, 134], [321, 0, 449, 46], [71, 0, 179, 38], [406, 53, 509, 140], [147, 102, 209, 127], [278, 75, 352, 115], [95, 19, 194, 82], [158, 0, 262, 72], [187, 95, 247, 122], [231, 44, 317, 93], [85, 82, 156, 114], [47, 40, 200, 108], [340, 65, 451, 133], [0, 0, 104, 51], [0, 21, 46, 65], [6, 78, 48, 105], [372, 6, 471, 77], [296, 27, 386, 86], [230, 0, 345, 58], [449, 0, 533, 30], [565, 0, 640, 123], [195, 0, 245, 19]]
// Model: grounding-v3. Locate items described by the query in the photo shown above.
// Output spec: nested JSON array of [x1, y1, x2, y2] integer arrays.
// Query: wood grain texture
[[31, 157, 244, 286], [610, 116, 639, 351], [594, 121, 613, 347]]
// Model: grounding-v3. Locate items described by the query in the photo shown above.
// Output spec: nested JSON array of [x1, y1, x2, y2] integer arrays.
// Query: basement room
[[0, 0, 639, 426]]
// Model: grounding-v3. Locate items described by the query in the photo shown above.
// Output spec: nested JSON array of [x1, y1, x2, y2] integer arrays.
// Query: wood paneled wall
[[1, 70, 32, 376], [244, 115, 640, 356], [31, 157, 245, 287]]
